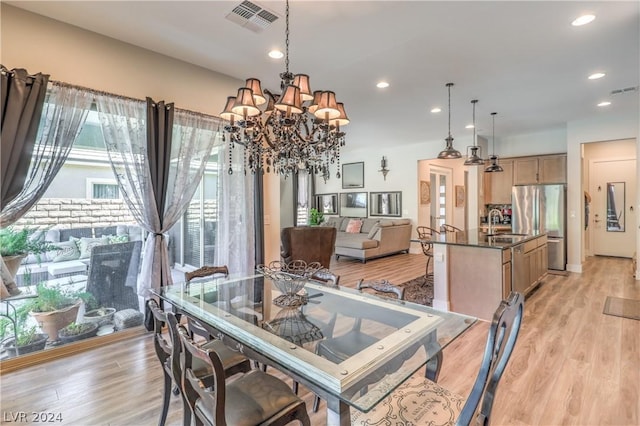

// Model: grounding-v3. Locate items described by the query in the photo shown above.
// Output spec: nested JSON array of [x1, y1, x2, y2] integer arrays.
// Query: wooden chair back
[[185, 265, 229, 284], [457, 291, 525, 425]]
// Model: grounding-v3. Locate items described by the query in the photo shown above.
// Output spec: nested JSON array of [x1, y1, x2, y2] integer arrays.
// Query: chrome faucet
[[488, 208, 504, 235]]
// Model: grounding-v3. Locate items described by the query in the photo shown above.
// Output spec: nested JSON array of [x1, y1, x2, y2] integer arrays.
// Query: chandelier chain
[[284, 0, 290, 75]]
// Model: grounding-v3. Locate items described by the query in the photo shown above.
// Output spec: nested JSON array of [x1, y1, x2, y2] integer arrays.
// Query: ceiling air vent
[[226, 1, 280, 33], [610, 86, 639, 96]]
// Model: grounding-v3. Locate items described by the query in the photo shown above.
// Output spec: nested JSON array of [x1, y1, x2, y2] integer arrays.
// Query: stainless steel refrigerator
[[512, 184, 566, 270]]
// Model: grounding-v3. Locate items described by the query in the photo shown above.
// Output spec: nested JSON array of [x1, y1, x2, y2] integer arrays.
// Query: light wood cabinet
[[513, 154, 566, 185], [483, 159, 513, 204]]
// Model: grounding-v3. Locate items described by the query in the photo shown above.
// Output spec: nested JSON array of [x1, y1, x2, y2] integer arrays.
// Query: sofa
[[322, 217, 413, 263], [16, 224, 146, 286]]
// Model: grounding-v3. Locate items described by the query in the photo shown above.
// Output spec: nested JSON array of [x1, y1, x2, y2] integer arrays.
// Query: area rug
[[603, 296, 640, 321], [398, 275, 434, 306]]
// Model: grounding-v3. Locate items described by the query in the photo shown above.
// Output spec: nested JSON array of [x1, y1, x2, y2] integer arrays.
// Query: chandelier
[[464, 99, 484, 166], [485, 112, 504, 173], [219, 0, 349, 180], [437, 82, 462, 159]]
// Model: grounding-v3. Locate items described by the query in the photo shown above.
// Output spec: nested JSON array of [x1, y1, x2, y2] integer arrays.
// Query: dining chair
[[147, 299, 252, 426], [351, 291, 525, 426], [177, 321, 312, 426], [281, 226, 337, 269], [440, 223, 463, 233], [416, 226, 440, 281], [184, 265, 230, 341]]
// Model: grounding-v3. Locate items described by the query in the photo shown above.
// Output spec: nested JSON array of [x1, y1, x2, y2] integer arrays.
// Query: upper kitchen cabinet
[[513, 154, 566, 185], [483, 159, 513, 204]]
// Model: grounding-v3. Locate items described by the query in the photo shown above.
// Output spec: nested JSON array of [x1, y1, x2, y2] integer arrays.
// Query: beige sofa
[[322, 217, 412, 263]]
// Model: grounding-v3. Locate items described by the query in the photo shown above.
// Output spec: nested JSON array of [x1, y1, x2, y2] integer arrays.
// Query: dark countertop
[[429, 228, 545, 250]]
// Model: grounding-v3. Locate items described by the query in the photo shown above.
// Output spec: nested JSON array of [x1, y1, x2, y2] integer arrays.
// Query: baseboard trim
[[566, 263, 582, 273], [433, 298, 449, 312]]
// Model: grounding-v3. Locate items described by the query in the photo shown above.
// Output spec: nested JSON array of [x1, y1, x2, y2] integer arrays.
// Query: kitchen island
[[430, 229, 547, 320]]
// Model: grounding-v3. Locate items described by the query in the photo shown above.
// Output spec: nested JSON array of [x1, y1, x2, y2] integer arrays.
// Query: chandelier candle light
[[220, 0, 348, 180], [437, 82, 462, 159]]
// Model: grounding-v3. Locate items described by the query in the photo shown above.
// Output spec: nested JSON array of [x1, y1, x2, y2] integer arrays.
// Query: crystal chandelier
[[220, 0, 348, 180], [437, 82, 462, 159]]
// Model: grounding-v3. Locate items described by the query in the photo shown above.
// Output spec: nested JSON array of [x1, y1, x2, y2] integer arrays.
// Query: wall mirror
[[369, 192, 402, 217], [314, 193, 338, 215], [339, 192, 367, 218], [342, 162, 364, 189], [606, 182, 625, 232]]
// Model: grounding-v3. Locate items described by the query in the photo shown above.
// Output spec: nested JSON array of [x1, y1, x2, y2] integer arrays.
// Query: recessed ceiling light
[[597, 101, 611, 107], [431, 107, 442, 113], [376, 81, 389, 89], [268, 50, 284, 59], [588, 72, 605, 80], [465, 124, 474, 129], [572, 14, 595, 26]]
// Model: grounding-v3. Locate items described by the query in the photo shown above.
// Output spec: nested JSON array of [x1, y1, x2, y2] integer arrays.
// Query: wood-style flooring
[[1, 254, 638, 425]]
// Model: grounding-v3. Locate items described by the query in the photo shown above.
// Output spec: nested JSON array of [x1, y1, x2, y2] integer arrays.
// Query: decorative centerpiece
[[264, 307, 323, 346], [257, 260, 322, 307]]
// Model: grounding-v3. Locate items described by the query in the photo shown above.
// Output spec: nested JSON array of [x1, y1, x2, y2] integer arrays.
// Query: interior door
[[430, 166, 453, 230], [590, 158, 636, 257]]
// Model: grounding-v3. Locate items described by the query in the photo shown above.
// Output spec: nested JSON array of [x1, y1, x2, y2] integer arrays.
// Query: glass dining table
[[154, 273, 476, 425]]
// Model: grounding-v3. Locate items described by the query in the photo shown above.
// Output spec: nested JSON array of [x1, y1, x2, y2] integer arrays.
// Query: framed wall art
[[342, 162, 364, 189], [420, 180, 431, 204]]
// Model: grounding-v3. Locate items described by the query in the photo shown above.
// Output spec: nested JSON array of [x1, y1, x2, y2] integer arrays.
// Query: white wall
[[497, 127, 568, 157]]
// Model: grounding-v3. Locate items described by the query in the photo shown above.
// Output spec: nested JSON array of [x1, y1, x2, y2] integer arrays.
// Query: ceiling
[[8, 1, 640, 150]]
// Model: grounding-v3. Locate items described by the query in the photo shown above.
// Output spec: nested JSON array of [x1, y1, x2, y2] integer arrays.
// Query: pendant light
[[437, 83, 462, 159], [485, 112, 504, 173], [464, 99, 484, 166]]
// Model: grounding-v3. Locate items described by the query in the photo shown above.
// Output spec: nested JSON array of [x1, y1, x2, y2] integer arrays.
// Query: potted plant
[[57, 321, 99, 344], [0, 318, 48, 357], [0, 226, 58, 294], [83, 307, 116, 326], [309, 208, 324, 226], [21, 283, 95, 342]]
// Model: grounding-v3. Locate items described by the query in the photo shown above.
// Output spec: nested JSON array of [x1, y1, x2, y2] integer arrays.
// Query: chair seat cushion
[[350, 375, 465, 425], [195, 369, 303, 426]]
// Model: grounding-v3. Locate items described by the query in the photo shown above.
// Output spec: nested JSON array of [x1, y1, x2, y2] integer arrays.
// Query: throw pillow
[[78, 237, 109, 259], [107, 234, 129, 244], [345, 219, 363, 233], [367, 223, 380, 239], [52, 240, 81, 262]]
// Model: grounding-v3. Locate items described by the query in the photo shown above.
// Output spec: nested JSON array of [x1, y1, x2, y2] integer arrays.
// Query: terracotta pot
[[2, 254, 26, 279], [29, 301, 81, 342]]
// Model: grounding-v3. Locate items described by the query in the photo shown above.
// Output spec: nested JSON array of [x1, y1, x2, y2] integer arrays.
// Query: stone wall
[[14, 198, 136, 229]]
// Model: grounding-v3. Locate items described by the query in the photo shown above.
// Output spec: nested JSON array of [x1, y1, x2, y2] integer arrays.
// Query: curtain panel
[[215, 141, 256, 274], [1, 83, 92, 226], [97, 96, 218, 298], [0, 66, 49, 212]]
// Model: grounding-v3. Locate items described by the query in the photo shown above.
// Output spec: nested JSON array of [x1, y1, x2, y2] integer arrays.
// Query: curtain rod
[[49, 79, 220, 120]]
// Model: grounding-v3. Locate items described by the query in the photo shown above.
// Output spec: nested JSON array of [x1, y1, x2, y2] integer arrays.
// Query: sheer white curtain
[[1, 83, 92, 225], [296, 170, 310, 225], [214, 141, 256, 274], [96, 95, 218, 297]]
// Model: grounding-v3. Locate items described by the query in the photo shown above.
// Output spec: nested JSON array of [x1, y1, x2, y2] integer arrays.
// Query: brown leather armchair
[[280, 226, 337, 269]]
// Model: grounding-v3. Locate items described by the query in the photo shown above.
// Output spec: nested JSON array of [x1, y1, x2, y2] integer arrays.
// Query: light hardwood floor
[[1, 254, 638, 425]]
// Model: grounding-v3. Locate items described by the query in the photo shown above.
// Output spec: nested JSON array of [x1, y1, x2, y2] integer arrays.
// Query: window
[[86, 178, 120, 199]]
